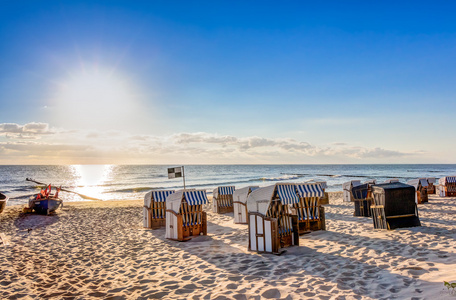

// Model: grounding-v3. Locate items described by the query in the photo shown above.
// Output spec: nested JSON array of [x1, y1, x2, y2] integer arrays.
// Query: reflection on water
[[71, 165, 114, 201]]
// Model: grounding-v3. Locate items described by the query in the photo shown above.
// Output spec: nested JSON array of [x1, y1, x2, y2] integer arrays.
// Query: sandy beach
[[1, 192, 456, 299]]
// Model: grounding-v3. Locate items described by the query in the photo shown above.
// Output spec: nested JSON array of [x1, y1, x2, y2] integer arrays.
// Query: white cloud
[[0, 122, 53, 139], [0, 124, 420, 164]]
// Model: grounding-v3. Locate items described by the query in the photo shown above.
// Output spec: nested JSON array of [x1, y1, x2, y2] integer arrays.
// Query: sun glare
[[71, 164, 113, 200], [52, 66, 140, 129]]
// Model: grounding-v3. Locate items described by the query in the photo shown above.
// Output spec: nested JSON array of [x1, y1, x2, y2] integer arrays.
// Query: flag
[[168, 167, 183, 179]]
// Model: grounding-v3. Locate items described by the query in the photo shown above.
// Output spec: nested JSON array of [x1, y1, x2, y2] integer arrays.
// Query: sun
[[51, 65, 141, 130], [60, 68, 130, 105]]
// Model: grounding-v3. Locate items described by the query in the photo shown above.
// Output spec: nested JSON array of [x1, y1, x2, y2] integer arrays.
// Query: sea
[[1, 164, 455, 206]]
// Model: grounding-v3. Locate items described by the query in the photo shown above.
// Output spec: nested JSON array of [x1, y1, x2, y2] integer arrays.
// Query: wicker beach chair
[[351, 184, 373, 217], [294, 183, 326, 233], [212, 186, 235, 214], [143, 190, 175, 229], [370, 183, 421, 230], [407, 179, 429, 204], [165, 190, 208, 241], [438, 176, 456, 197], [246, 184, 299, 254]]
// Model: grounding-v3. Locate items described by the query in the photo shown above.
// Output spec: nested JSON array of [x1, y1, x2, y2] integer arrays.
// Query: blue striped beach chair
[[165, 190, 208, 241], [212, 186, 236, 214], [143, 190, 175, 229], [246, 183, 299, 254], [295, 183, 326, 233]]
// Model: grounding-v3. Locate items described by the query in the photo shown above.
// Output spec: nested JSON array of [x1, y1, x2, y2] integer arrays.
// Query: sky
[[0, 1, 455, 164]]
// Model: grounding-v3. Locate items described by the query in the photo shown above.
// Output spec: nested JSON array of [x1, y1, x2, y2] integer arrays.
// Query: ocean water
[[1, 164, 455, 206]]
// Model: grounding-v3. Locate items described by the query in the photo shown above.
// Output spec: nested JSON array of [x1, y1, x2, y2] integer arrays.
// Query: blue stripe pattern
[[276, 185, 300, 205], [296, 184, 324, 198], [184, 190, 208, 205], [152, 190, 175, 202], [218, 186, 235, 195], [447, 177, 456, 183], [308, 199, 319, 220]]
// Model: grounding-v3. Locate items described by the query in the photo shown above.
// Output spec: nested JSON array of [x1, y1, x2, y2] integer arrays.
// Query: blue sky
[[1, 1, 455, 164]]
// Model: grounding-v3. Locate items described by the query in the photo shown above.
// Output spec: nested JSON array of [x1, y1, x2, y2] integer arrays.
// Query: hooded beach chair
[[426, 178, 436, 194], [294, 183, 326, 233], [407, 178, 429, 204], [212, 186, 235, 214], [438, 176, 456, 197], [351, 184, 373, 217], [370, 183, 421, 230], [143, 190, 175, 229], [343, 180, 362, 202], [246, 183, 299, 254], [165, 189, 208, 241]]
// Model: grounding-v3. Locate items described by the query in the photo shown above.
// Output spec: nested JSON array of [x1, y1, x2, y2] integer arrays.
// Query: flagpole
[[182, 166, 186, 190]]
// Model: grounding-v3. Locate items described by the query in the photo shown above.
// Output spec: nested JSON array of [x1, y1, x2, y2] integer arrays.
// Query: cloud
[[0, 141, 92, 154], [0, 122, 53, 139], [0, 124, 417, 164], [354, 147, 409, 158], [172, 133, 316, 154]]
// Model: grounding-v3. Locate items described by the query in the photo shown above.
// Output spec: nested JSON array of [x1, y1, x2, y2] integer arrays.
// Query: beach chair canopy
[[383, 179, 399, 184], [305, 179, 327, 190], [419, 178, 429, 187], [342, 180, 362, 191], [149, 190, 175, 202], [212, 186, 235, 199], [351, 184, 369, 200], [144, 189, 175, 207], [364, 179, 377, 184], [232, 186, 259, 204], [166, 189, 208, 213], [296, 183, 324, 198], [247, 184, 299, 215], [426, 177, 436, 184], [439, 176, 456, 185], [407, 178, 429, 190]]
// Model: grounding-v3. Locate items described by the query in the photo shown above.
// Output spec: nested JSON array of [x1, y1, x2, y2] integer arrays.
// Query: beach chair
[[143, 190, 175, 229], [246, 184, 299, 254], [407, 179, 429, 204], [438, 176, 456, 197], [315, 181, 329, 205], [370, 183, 421, 230], [351, 184, 373, 217], [233, 186, 259, 224], [212, 186, 235, 214], [294, 183, 326, 234], [343, 180, 362, 202], [426, 178, 436, 194], [165, 190, 208, 241]]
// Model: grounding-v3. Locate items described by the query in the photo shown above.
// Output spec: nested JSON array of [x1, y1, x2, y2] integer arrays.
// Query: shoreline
[[1, 193, 455, 299]]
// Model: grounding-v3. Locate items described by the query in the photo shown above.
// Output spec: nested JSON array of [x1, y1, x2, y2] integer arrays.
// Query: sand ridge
[[1, 193, 456, 299]]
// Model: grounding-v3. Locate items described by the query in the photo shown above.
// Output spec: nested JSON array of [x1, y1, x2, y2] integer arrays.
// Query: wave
[[106, 174, 310, 194], [254, 174, 306, 181]]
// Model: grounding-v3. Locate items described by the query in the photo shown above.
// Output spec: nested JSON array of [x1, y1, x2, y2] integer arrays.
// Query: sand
[[1, 192, 456, 299]]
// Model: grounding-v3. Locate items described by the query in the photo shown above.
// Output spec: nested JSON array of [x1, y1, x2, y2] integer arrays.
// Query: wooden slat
[[385, 214, 416, 219]]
